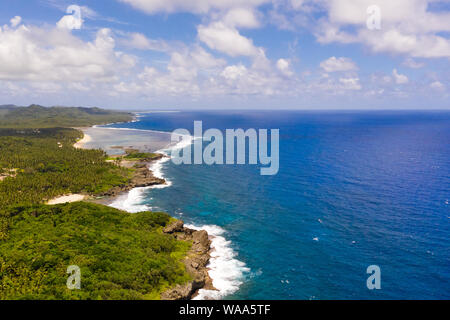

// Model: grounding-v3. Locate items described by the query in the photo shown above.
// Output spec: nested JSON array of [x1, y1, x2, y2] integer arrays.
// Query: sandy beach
[[47, 194, 86, 205], [74, 132, 92, 149]]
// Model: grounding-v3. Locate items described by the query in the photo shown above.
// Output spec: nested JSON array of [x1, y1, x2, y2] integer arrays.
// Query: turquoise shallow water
[[107, 110, 450, 300], [81, 126, 171, 155]]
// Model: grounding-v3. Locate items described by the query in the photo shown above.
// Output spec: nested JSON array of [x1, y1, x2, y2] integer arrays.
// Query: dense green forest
[[0, 202, 191, 299], [0, 105, 133, 128], [0, 128, 131, 209], [0, 106, 192, 300]]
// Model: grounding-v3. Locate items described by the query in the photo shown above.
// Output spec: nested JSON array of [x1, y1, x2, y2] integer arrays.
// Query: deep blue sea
[[107, 110, 450, 300]]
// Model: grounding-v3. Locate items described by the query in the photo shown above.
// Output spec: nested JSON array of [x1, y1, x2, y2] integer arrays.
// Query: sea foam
[[109, 187, 152, 213], [106, 126, 249, 300], [187, 224, 250, 300]]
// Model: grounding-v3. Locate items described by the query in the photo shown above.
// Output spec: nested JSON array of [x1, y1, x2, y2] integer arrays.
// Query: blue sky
[[0, 0, 449, 109]]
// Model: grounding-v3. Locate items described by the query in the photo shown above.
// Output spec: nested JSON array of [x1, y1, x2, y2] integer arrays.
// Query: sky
[[0, 0, 449, 110]]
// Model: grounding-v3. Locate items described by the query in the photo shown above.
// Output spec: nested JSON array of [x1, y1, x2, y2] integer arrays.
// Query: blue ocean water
[[108, 111, 450, 300]]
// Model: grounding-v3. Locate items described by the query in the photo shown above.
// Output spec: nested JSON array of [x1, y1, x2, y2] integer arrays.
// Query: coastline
[[73, 130, 92, 149], [74, 124, 217, 299], [75, 118, 249, 300]]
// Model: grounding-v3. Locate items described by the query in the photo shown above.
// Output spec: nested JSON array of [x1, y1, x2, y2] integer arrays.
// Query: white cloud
[[115, 44, 297, 99], [3, 2, 447, 108], [0, 14, 300, 102], [320, 56, 357, 72], [324, 0, 450, 32], [221, 64, 247, 80], [304, 0, 450, 59], [362, 29, 450, 59], [198, 22, 260, 57], [57, 5, 84, 30], [118, 0, 269, 14], [124, 46, 227, 97], [10, 16, 22, 28], [402, 58, 425, 69], [392, 69, 409, 84], [0, 22, 134, 82], [56, 16, 82, 30], [222, 8, 261, 29], [276, 58, 293, 77], [430, 81, 444, 90], [119, 32, 171, 51], [339, 77, 361, 90], [79, 6, 99, 20], [189, 46, 227, 69]]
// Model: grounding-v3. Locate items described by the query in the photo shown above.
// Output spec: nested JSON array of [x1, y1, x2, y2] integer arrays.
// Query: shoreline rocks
[[99, 155, 166, 198], [161, 220, 216, 300], [91, 152, 216, 300]]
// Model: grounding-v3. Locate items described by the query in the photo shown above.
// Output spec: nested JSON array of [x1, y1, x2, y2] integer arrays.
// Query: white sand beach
[[74, 133, 92, 149], [47, 194, 86, 205]]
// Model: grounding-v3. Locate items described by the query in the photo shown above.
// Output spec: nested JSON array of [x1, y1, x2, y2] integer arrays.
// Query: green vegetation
[[0, 202, 191, 300], [0, 105, 133, 128], [0, 128, 132, 209], [123, 151, 161, 161], [0, 106, 192, 299]]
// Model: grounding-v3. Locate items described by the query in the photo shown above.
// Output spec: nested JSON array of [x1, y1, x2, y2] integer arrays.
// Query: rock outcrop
[[161, 220, 216, 300], [100, 157, 165, 197]]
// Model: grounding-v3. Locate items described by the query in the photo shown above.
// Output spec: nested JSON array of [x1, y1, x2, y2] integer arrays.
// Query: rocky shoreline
[[162, 220, 216, 300], [89, 150, 216, 300], [99, 154, 166, 198]]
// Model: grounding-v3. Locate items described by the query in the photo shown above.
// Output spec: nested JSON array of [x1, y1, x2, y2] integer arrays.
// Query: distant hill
[[0, 105, 18, 117], [0, 104, 17, 109], [0, 104, 133, 128]]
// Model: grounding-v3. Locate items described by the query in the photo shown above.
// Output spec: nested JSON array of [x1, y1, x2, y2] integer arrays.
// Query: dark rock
[[161, 221, 216, 300], [99, 157, 166, 197], [163, 220, 184, 234]]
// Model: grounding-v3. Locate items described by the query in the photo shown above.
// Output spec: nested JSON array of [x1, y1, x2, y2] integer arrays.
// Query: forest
[[0, 106, 191, 299], [0, 127, 132, 209], [0, 105, 133, 128], [0, 202, 191, 299]]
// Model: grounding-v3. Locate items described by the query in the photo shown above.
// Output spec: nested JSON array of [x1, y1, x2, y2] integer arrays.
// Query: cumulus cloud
[[3, 0, 447, 108], [320, 56, 357, 72], [0, 23, 134, 82], [221, 64, 247, 81], [276, 58, 293, 77], [198, 22, 260, 57], [118, 46, 227, 96], [194, 5, 265, 58], [57, 5, 84, 30], [10, 16, 22, 28], [113, 43, 297, 99], [392, 69, 409, 84], [0, 12, 298, 102], [339, 77, 361, 90], [222, 8, 261, 28], [290, 0, 450, 59]]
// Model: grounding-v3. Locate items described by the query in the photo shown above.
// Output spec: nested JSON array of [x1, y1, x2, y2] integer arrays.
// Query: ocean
[[104, 110, 450, 300]]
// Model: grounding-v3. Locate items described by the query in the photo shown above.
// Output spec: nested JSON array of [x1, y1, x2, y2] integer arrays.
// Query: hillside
[[0, 202, 191, 299], [0, 105, 133, 128], [0, 105, 18, 118], [0, 106, 196, 300]]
